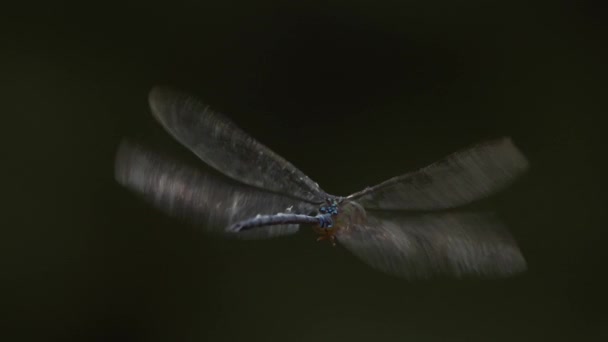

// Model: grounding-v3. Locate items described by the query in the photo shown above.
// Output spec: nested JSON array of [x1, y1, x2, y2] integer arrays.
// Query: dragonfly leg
[[314, 227, 338, 247]]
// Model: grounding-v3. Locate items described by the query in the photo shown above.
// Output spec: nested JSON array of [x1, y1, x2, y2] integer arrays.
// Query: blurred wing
[[115, 141, 318, 239], [346, 138, 529, 210], [148, 86, 327, 203], [335, 211, 526, 279]]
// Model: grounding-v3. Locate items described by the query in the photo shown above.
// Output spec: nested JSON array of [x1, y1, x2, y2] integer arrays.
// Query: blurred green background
[[2, 1, 607, 341]]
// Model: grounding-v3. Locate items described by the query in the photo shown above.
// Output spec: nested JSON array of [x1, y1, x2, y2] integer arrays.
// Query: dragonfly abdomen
[[229, 213, 330, 232]]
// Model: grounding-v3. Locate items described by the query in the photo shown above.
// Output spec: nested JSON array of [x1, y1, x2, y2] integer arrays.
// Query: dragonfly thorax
[[316, 198, 367, 230], [319, 198, 340, 216], [316, 198, 341, 228]]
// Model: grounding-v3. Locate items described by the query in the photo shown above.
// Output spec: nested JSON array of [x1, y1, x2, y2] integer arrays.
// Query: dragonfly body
[[230, 197, 341, 232], [115, 86, 530, 279]]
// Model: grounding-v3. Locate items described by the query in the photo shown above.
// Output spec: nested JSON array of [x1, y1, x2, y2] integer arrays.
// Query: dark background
[[3, 1, 607, 341]]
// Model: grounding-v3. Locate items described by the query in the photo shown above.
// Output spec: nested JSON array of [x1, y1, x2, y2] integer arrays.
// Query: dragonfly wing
[[148, 86, 327, 204], [335, 211, 526, 279], [115, 141, 318, 239], [346, 138, 529, 210]]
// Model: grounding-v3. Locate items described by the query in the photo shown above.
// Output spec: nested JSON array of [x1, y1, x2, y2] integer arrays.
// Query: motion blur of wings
[[115, 86, 529, 279]]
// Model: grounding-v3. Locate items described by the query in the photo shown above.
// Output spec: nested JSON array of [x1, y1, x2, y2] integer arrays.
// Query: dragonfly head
[[333, 201, 367, 228]]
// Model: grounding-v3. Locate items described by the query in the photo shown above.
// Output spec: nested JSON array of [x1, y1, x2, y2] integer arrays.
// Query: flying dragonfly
[[115, 86, 529, 279]]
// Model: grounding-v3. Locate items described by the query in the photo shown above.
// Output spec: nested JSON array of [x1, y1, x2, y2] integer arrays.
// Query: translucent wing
[[346, 138, 529, 210], [335, 211, 526, 279], [148, 86, 327, 204], [115, 141, 318, 239]]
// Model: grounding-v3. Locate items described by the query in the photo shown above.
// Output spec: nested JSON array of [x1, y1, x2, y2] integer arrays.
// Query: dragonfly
[[115, 86, 529, 279]]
